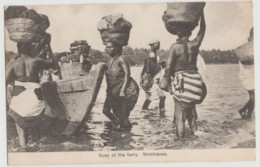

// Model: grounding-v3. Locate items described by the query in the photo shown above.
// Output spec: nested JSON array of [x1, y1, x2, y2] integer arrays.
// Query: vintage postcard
[[3, 0, 255, 165]]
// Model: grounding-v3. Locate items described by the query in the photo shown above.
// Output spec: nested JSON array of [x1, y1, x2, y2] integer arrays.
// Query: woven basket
[[5, 18, 45, 42], [162, 13, 177, 35], [164, 2, 205, 33], [235, 40, 254, 65], [100, 30, 130, 46]]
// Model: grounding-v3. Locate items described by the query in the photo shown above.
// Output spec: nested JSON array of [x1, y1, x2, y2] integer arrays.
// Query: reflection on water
[[7, 65, 255, 152]]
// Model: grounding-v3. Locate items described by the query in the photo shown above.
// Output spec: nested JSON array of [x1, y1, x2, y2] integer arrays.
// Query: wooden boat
[[41, 62, 106, 136]]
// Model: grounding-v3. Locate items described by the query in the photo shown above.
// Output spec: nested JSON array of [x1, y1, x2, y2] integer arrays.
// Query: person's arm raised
[[39, 33, 55, 69], [118, 56, 130, 97], [193, 11, 206, 47]]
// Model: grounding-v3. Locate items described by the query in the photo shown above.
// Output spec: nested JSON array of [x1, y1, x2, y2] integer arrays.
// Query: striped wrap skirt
[[171, 70, 206, 104]]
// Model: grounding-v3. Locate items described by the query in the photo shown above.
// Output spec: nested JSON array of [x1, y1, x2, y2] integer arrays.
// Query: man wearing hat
[[140, 40, 166, 115]]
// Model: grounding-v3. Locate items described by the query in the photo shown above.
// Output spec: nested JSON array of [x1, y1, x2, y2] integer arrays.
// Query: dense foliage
[[5, 47, 239, 66]]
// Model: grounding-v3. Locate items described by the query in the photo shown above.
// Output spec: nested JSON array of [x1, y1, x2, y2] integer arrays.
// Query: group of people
[[5, 10, 254, 148]]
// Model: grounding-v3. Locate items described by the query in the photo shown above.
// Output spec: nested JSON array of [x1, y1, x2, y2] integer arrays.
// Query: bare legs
[[103, 96, 132, 130], [174, 100, 197, 137], [15, 123, 41, 148], [239, 90, 255, 119], [103, 97, 119, 123], [115, 96, 132, 130], [187, 107, 198, 134], [15, 123, 28, 148]]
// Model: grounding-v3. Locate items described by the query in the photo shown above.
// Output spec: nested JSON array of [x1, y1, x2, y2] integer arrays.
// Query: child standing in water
[[103, 40, 139, 130]]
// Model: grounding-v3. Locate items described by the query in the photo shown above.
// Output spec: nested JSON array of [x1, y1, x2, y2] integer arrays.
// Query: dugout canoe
[[41, 63, 106, 136]]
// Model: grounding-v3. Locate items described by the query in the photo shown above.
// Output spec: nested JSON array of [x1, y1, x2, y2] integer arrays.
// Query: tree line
[[5, 47, 238, 66], [94, 47, 239, 65]]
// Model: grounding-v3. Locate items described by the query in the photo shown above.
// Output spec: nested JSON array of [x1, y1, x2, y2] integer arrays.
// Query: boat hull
[[41, 63, 106, 135]]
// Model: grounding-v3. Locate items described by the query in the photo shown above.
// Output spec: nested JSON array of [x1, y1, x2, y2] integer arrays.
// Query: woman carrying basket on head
[[6, 33, 54, 148], [98, 14, 139, 131], [103, 40, 139, 130], [160, 11, 207, 138]]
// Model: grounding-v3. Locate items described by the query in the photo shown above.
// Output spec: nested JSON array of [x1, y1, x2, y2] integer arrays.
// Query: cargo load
[[162, 2, 206, 35], [5, 6, 50, 42], [97, 13, 132, 46]]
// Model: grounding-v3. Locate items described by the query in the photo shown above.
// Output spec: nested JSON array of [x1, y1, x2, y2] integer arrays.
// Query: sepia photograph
[[3, 0, 256, 165]]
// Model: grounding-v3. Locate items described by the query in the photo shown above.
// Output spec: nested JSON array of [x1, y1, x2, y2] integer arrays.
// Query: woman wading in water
[[160, 11, 207, 138], [103, 40, 139, 131]]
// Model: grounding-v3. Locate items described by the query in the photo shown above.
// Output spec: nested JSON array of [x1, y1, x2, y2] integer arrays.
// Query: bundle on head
[[70, 40, 91, 53], [5, 6, 50, 43], [162, 2, 205, 35], [4, 6, 28, 20], [97, 13, 132, 46], [69, 40, 91, 62]]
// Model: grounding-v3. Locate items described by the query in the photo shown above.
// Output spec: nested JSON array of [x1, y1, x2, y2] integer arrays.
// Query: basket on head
[[100, 30, 130, 46], [70, 40, 91, 56], [163, 2, 205, 35], [5, 18, 45, 42], [97, 14, 132, 46]]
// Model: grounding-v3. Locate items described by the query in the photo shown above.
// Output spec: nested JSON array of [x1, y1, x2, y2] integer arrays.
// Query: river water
[[7, 64, 255, 152]]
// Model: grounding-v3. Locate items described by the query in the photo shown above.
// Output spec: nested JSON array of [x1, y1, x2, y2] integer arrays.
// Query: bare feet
[[239, 109, 246, 119]]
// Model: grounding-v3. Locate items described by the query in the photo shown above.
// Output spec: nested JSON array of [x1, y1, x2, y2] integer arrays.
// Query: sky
[[4, 1, 253, 52]]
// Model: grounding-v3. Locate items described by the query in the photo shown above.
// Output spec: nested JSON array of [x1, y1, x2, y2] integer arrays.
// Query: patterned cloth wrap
[[171, 70, 205, 104]]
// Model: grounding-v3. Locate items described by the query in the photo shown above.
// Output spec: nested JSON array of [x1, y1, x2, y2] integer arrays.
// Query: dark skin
[[150, 42, 160, 53], [160, 12, 206, 137], [105, 42, 130, 96], [6, 34, 54, 147], [103, 42, 131, 130], [239, 29, 254, 119], [6, 34, 54, 84], [163, 12, 205, 82]]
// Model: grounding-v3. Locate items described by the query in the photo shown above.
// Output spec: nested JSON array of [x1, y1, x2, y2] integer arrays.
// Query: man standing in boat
[[140, 40, 166, 115], [6, 33, 54, 148], [160, 11, 207, 138]]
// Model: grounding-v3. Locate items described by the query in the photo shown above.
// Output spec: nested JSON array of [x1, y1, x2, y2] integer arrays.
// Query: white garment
[[197, 54, 207, 82], [148, 68, 166, 100], [10, 81, 45, 117], [149, 52, 155, 58], [239, 62, 254, 90]]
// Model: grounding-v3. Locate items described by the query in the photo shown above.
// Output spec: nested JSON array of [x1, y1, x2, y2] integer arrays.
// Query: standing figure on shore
[[6, 33, 54, 147], [103, 40, 139, 130], [140, 40, 166, 115], [160, 11, 207, 137], [237, 28, 254, 119]]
